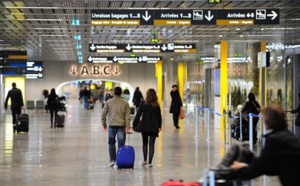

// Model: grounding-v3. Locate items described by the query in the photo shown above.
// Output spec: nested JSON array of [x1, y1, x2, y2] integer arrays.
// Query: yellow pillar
[[178, 62, 185, 100], [156, 61, 163, 107], [220, 41, 228, 129], [259, 41, 267, 107]]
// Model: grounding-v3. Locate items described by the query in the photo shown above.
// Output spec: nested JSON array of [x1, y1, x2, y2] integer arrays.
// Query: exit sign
[[208, 0, 222, 3]]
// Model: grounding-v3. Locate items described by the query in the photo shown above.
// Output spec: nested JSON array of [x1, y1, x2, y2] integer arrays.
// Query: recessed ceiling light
[[236, 28, 240, 31]]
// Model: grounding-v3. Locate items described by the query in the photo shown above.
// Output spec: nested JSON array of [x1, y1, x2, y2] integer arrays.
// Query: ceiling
[[0, 0, 300, 63]]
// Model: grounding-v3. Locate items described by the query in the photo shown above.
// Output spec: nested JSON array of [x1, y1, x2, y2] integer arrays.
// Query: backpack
[[50, 97, 60, 110]]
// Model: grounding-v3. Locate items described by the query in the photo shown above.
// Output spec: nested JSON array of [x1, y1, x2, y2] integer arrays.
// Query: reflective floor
[[0, 99, 281, 186]]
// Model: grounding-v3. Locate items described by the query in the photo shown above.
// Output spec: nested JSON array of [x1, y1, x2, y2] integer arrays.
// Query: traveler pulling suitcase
[[116, 134, 135, 169], [16, 110, 29, 133]]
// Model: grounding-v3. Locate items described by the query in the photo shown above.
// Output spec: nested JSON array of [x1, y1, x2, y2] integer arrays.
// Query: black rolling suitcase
[[55, 112, 65, 128], [16, 113, 29, 133]]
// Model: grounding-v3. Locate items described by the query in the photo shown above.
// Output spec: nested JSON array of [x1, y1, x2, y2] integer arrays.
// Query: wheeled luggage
[[16, 113, 29, 133], [161, 180, 200, 186], [88, 103, 94, 110], [55, 112, 65, 128], [116, 145, 135, 169], [130, 107, 135, 115]]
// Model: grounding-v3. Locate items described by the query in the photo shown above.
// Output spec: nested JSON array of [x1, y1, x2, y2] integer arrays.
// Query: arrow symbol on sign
[[88, 56, 93, 62], [205, 11, 214, 21], [138, 57, 142, 62], [126, 44, 132, 51], [38, 67, 43, 71], [90, 44, 96, 51], [267, 11, 278, 20], [142, 11, 151, 21], [113, 56, 118, 62], [161, 44, 167, 51]]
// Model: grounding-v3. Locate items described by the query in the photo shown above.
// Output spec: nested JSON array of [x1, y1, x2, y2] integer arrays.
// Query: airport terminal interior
[[1, 0, 300, 186]]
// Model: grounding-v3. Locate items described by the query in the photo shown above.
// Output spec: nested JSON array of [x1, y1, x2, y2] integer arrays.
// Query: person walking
[[242, 92, 261, 144], [222, 104, 300, 186], [169, 84, 183, 129], [4, 82, 24, 132], [123, 87, 130, 102], [47, 88, 59, 128], [101, 86, 131, 167], [133, 87, 144, 110], [82, 86, 91, 109], [133, 89, 162, 167]]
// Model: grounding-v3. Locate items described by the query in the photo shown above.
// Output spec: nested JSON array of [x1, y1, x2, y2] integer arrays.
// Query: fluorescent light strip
[[27, 19, 63, 21], [34, 28, 68, 30], [41, 35, 70, 37]]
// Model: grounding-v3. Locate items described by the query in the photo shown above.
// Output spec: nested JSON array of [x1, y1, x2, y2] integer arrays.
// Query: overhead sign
[[0, 51, 27, 66], [26, 61, 43, 79], [89, 43, 196, 53], [0, 67, 27, 75], [87, 56, 162, 63], [91, 9, 279, 26]]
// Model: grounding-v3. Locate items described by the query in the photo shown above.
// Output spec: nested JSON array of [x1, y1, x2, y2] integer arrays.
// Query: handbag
[[133, 120, 143, 133], [179, 107, 185, 119]]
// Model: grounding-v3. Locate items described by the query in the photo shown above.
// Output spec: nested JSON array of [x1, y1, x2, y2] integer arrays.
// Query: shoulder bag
[[179, 107, 185, 119]]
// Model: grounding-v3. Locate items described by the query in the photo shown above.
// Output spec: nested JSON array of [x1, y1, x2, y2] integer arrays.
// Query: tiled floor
[[0, 99, 281, 186]]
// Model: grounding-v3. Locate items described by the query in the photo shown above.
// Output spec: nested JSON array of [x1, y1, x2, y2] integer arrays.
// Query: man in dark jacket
[[226, 105, 300, 186], [169, 84, 183, 129], [5, 82, 24, 132]]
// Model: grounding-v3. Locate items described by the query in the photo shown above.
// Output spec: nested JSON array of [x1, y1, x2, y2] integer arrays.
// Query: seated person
[[219, 104, 300, 186]]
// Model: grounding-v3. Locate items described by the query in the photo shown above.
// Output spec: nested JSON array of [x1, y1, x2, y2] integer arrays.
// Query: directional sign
[[0, 51, 27, 66], [0, 67, 27, 75], [216, 9, 279, 25], [87, 56, 162, 63], [89, 43, 196, 53], [26, 61, 43, 79], [91, 10, 153, 26], [91, 9, 279, 26]]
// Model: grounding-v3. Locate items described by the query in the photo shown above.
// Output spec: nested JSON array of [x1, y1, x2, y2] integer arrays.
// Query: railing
[[194, 106, 264, 152]]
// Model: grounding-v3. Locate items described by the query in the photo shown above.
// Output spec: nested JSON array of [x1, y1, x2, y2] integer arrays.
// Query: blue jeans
[[108, 126, 126, 162], [83, 96, 88, 109]]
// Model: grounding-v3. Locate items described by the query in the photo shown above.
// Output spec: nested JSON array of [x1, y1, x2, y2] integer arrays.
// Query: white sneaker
[[148, 164, 153, 167], [109, 161, 115, 166]]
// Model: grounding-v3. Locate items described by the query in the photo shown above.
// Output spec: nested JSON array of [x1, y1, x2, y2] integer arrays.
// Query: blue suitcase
[[116, 145, 135, 169]]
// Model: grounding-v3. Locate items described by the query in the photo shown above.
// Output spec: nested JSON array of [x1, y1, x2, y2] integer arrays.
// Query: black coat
[[169, 90, 182, 114], [233, 129, 300, 186], [133, 90, 143, 107], [47, 94, 59, 110], [242, 100, 260, 115], [5, 87, 24, 110], [133, 102, 162, 133]]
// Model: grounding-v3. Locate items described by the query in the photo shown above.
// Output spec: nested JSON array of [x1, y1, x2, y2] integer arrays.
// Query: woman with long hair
[[133, 88, 162, 167], [47, 88, 59, 128]]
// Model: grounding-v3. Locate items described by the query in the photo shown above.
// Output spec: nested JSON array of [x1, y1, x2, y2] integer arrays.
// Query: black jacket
[[5, 87, 24, 109], [242, 100, 260, 115], [47, 94, 59, 110], [133, 90, 143, 107], [291, 103, 300, 114], [133, 102, 162, 133], [169, 90, 183, 114], [233, 129, 300, 186]]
